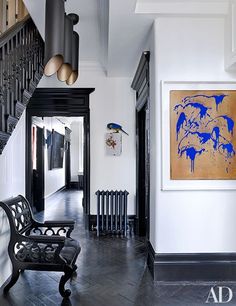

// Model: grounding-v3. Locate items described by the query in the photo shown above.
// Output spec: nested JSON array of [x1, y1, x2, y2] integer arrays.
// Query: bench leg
[[71, 264, 78, 280], [72, 264, 77, 275], [4, 268, 20, 294], [59, 266, 73, 298]]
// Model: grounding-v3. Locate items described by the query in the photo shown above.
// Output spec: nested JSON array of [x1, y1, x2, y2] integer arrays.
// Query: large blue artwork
[[170, 90, 236, 179]]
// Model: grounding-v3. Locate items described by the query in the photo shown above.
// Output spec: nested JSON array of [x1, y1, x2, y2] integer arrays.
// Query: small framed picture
[[105, 132, 122, 156]]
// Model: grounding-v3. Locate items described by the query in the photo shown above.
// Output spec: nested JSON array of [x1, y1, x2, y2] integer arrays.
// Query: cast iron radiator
[[95, 190, 129, 237]]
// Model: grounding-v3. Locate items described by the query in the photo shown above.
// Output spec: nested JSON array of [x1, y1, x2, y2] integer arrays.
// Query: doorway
[[131, 51, 150, 238], [26, 88, 94, 224], [31, 116, 84, 212]]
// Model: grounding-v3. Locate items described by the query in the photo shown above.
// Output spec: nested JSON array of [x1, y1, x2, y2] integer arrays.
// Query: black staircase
[[0, 16, 44, 154]]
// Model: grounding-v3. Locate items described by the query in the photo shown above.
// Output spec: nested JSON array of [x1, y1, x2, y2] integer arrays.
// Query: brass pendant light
[[44, 1, 80, 85], [44, 0, 65, 76], [57, 14, 74, 81], [66, 31, 79, 85]]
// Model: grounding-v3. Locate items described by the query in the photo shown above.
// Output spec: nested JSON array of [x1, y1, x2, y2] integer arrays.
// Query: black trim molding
[[147, 241, 236, 281], [131, 51, 150, 238], [131, 51, 150, 111], [70, 182, 79, 189], [26, 88, 94, 223], [131, 51, 150, 91]]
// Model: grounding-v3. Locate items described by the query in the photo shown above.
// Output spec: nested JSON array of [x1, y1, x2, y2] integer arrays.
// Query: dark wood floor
[[1, 190, 236, 306]]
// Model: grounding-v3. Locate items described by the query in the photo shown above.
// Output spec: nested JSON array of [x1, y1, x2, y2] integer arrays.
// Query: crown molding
[[98, 0, 109, 73], [80, 61, 106, 74], [135, 1, 229, 16]]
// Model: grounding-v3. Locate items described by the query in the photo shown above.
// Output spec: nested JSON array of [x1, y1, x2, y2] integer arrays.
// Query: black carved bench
[[0, 195, 81, 297]]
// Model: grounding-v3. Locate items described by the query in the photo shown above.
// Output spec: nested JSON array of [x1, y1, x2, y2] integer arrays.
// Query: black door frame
[[26, 88, 94, 223], [65, 127, 72, 189], [131, 51, 150, 238], [136, 103, 150, 237]]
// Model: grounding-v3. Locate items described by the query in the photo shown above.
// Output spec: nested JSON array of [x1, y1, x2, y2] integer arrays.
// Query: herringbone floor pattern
[[1, 190, 236, 306]]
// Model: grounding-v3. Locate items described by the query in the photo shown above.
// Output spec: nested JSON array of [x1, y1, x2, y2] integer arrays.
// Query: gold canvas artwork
[[170, 90, 236, 179]]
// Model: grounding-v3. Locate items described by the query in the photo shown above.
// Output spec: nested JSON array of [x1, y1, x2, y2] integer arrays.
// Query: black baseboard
[[147, 241, 236, 281], [134, 217, 139, 235], [134, 216, 147, 236], [84, 213, 90, 230], [70, 182, 79, 189], [88, 214, 135, 231], [69, 181, 84, 190], [88, 214, 96, 230]]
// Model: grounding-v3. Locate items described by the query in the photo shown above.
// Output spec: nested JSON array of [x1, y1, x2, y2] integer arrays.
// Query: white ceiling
[[23, 0, 153, 77], [137, 0, 227, 2], [107, 0, 153, 77], [65, 0, 101, 63], [24, 0, 231, 78]]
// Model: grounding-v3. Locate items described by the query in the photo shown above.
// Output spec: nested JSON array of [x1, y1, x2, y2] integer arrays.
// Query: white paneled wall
[[0, 111, 26, 285], [70, 119, 84, 181], [147, 17, 236, 253]]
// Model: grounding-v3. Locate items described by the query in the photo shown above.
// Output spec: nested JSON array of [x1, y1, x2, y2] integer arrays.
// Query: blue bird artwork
[[107, 123, 129, 135], [170, 90, 236, 179]]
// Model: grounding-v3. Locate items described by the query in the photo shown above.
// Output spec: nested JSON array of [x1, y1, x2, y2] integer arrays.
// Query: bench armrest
[[43, 220, 75, 225], [26, 235, 65, 244], [14, 234, 66, 264], [32, 220, 75, 238]]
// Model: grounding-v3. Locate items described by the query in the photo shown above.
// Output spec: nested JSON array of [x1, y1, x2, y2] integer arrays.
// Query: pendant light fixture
[[44, 0, 65, 76], [44, 2, 80, 85], [66, 31, 79, 85], [65, 13, 79, 85], [57, 14, 74, 81]]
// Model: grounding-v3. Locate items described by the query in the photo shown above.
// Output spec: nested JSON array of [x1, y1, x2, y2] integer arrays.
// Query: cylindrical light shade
[[66, 32, 79, 85], [57, 14, 73, 82], [44, 0, 65, 76]]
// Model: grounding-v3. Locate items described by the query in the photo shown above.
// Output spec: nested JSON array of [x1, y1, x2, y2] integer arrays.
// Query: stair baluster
[[0, 17, 44, 153]]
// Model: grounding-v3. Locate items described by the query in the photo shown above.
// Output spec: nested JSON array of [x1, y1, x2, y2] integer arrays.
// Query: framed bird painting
[[162, 81, 236, 191], [170, 89, 236, 180]]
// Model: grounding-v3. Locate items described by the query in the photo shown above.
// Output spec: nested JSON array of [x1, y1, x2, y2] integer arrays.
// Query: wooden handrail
[[0, 15, 30, 48], [0, 0, 28, 36]]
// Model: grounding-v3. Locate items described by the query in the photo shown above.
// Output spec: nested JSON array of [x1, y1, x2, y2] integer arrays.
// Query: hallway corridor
[[1, 190, 236, 306]]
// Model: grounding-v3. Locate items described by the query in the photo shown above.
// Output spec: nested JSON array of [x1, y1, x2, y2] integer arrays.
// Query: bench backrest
[[0, 195, 34, 235]]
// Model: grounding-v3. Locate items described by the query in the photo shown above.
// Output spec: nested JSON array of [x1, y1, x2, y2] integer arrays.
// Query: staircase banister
[[0, 15, 31, 48], [0, 12, 44, 154]]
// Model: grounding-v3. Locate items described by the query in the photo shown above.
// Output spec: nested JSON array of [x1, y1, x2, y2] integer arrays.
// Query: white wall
[[70, 120, 83, 181], [39, 70, 136, 215], [0, 112, 26, 286], [89, 76, 136, 215], [147, 17, 236, 254], [144, 25, 158, 252], [77, 120, 84, 173]]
